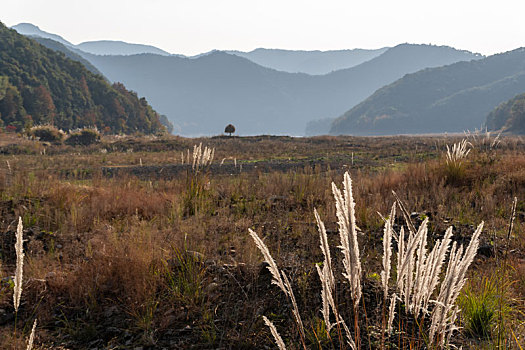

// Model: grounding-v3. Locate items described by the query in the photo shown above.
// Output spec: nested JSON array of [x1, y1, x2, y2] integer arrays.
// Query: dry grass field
[[0, 133, 524, 349]]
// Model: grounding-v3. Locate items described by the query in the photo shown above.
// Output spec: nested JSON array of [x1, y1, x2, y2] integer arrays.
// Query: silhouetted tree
[[225, 124, 235, 136]]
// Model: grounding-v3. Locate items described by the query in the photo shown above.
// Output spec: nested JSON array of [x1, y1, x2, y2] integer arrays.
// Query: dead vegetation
[[0, 133, 523, 349]]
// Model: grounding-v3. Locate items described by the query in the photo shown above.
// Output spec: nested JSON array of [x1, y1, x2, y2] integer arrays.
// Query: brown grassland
[[0, 133, 524, 349]]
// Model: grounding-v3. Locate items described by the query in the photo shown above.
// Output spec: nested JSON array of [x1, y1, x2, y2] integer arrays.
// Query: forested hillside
[[486, 92, 525, 133], [0, 22, 165, 134], [331, 48, 525, 135]]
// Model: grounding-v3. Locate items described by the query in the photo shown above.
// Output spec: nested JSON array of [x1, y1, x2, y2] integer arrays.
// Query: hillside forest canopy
[[0, 22, 166, 134]]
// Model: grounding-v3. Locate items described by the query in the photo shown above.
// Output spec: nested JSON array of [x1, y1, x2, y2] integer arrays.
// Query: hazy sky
[[3, 0, 525, 56]]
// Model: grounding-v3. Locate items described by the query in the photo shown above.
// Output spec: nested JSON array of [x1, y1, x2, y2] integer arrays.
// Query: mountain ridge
[[77, 43, 481, 135], [11, 23, 173, 57], [226, 47, 390, 75]]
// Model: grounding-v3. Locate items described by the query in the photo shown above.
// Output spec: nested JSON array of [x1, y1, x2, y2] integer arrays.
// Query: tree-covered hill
[[0, 22, 165, 134], [486, 92, 525, 134], [330, 48, 525, 135]]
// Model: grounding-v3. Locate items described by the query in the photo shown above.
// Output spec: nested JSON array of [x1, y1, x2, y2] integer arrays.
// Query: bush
[[30, 125, 65, 143], [65, 128, 100, 146]]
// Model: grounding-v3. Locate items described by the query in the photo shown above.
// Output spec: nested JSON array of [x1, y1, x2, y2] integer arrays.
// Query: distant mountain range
[[227, 48, 389, 75], [9, 23, 384, 74], [18, 22, 522, 136], [0, 22, 165, 134], [331, 48, 525, 135], [77, 44, 480, 135], [76, 40, 171, 56], [12, 23, 172, 56]]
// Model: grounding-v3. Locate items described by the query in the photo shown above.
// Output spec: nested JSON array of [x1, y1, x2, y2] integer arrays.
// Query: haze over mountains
[[11, 23, 386, 74], [86, 45, 483, 135], [11, 22, 525, 136]]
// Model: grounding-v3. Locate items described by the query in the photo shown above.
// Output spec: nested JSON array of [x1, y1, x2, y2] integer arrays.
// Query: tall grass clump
[[444, 138, 471, 184], [446, 138, 471, 166], [181, 143, 215, 216], [465, 129, 501, 152], [250, 171, 484, 349]]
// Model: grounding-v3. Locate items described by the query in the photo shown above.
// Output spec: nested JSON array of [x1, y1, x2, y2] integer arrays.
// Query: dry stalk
[[13, 216, 24, 312], [263, 316, 286, 350], [26, 319, 37, 350]]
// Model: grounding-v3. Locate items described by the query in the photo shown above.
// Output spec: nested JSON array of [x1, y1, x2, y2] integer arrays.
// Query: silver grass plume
[[316, 264, 332, 332], [429, 222, 484, 345], [315, 208, 334, 289], [314, 208, 357, 349], [332, 172, 362, 307], [282, 271, 305, 340], [420, 226, 453, 314], [387, 293, 397, 334], [248, 228, 305, 341], [410, 220, 428, 314], [13, 216, 24, 312], [446, 138, 471, 166], [191, 143, 214, 170], [26, 319, 37, 350], [315, 259, 356, 349], [396, 218, 428, 295], [248, 228, 285, 292], [192, 143, 201, 170], [381, 203, 396, 300], [263, 316, 287, 350], [394, 217, 455, 318], [396, 226, 405, 294], [315, 208, 334, 331]]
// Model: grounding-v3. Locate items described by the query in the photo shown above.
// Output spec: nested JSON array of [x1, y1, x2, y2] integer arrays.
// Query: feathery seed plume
[[332, 172, 362, 306], [248, 228, 285, 292], [13, 216, 24, 312], [381, 203, 396, 299], [387, 293, 397, 334], [263, 316, 286, 350], [26, 319, 37, 350]]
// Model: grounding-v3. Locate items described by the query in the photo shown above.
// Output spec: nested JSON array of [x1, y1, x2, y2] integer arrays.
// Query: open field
[[0, 133, 524, 349]]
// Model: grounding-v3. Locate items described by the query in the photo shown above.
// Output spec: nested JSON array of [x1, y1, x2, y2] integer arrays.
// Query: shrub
[[65, 128, 100, 146], [30, 125, 65, 143]]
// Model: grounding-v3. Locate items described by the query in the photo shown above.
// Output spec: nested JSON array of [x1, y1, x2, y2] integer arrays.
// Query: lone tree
[[224, 124, 235, 136]]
